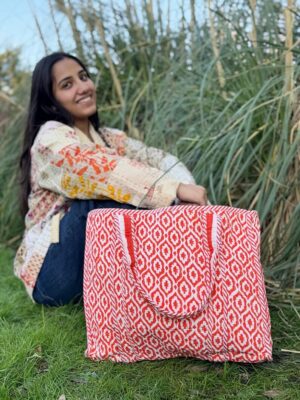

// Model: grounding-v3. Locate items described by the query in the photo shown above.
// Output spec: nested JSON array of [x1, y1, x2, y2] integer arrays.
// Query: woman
[[14, 52, 207, 306]]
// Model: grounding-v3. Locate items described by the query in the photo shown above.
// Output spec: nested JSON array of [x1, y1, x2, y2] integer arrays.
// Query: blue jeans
[[32, 200, 135, 306]]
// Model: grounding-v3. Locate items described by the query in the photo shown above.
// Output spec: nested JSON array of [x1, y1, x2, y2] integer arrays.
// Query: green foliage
[[0, 49, 27, 94], [1, 248, 300, 400], [0, 0, 299, 294], [0, 112, 25, 243]]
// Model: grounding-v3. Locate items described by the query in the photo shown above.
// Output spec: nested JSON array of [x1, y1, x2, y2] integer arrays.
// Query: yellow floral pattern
[[106, 184, 132, 203], [61, 174, 100, 199]]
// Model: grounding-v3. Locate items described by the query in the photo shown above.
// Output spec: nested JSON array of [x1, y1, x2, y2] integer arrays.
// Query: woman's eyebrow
[[57, 69, 85, 85], [58, 76, 72, 85]]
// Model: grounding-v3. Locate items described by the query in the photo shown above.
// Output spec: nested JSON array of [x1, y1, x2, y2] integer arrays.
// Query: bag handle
[[116, 208, 220, 318]]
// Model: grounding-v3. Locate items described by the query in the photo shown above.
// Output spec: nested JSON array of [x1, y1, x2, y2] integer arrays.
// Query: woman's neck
[[74, 119, 90, 136]]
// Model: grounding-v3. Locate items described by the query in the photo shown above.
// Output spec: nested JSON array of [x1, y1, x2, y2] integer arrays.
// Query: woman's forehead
[[52, 58, 84, 82]]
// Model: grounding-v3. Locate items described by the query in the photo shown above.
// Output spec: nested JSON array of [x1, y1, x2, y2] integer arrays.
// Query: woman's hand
[[176, 183, 208, 206]]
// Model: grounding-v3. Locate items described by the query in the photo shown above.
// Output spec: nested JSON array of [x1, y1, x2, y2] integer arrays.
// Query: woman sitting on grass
[[14, 52, 208, 306]]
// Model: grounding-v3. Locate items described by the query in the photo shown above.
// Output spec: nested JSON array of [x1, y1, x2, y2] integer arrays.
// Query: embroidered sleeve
[[125, 137, 195, 184], [100, 127, 195, 184], [31, 121, 180, 208]]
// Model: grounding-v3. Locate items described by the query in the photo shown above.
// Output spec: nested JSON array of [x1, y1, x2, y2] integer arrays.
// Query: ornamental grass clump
[[0, 0, 299, 302]]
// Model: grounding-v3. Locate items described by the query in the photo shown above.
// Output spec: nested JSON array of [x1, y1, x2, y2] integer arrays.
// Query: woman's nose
[[76, 79, 88, 94]]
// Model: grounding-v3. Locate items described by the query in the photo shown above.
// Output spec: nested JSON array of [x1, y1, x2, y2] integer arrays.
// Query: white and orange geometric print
[[83, 206, 272, 363]]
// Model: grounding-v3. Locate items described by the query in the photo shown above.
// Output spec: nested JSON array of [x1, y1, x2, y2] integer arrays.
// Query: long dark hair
[[20, 52, 100, 217]]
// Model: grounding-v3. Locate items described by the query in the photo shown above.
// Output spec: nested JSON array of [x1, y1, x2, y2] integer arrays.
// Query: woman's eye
[[80, 74, 88, 81], [62, 81, 72, 89]]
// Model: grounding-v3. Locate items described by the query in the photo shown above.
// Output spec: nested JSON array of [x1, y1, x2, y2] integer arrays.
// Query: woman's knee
[[33, 279, 82, 307]]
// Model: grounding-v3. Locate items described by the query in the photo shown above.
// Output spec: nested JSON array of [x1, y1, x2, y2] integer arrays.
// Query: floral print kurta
[[14, 121, 195, 300]]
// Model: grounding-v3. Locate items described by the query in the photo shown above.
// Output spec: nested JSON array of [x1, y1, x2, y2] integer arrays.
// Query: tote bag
[[83, 206, 272, 363]]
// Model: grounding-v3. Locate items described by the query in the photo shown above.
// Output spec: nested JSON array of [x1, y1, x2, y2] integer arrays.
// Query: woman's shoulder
[[99, 126, 127, 153], [33, 121, 77, 151], [39, 120, 75, 135], [37, 121, 77, 141], [100, 126, 127, 138]]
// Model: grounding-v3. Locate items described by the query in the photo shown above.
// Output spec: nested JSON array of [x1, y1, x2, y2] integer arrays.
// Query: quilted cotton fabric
[[14, 121, 194, 299], [83, 205, 272, 363]]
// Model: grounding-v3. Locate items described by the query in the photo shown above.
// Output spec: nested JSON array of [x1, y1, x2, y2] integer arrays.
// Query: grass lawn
[[0, 247, 299, 400]]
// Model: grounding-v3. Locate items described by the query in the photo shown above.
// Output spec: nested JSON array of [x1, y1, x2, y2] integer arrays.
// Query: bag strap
[[116, 208, 220, 318]]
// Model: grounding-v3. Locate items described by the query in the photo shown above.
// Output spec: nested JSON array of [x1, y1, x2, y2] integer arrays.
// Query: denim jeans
[[32, 199, 135, 306]]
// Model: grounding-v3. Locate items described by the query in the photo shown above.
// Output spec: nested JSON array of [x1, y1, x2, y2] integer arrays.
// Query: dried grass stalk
[[29, 1, 49, 54], [190, 0, 196, 33], [145, 0, 155, 37], [207, 0, 227, 99], [283, 0, 299, 231], [48, 0, 64, 52], [55, 0, 85, 62], [166, 0, 171, 36], [157, 0, 163, 36], [284, 0, 295, 100], [91, 0, 124, 108], [267, 287, 300, 304], [249, 0, 257, 48], [0, 93, 24, 111], [80, 2, 98, 56]]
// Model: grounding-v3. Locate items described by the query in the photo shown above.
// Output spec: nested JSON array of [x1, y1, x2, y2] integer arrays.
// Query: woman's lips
[[76, 95, 93, 104]]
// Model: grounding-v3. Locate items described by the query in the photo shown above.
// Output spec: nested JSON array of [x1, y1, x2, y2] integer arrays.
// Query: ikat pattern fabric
[[14, 121, 194, 299], [84, 205, 272, 363]]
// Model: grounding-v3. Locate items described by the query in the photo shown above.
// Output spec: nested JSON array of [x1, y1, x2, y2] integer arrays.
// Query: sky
[[0, 0, 201, 69], [0, 0, 68, 67]]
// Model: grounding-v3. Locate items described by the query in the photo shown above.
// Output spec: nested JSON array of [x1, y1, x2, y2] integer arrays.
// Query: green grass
[[1, 248, 299, 400]]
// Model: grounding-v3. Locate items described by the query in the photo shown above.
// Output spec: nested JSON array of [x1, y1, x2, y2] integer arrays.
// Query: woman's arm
[[32, 122, 180, 209], [125, 137, 195, 183], [100, 128, 195, 184]]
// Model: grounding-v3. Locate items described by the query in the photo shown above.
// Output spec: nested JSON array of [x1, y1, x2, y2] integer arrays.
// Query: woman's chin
[[76, 105, 97, 118]]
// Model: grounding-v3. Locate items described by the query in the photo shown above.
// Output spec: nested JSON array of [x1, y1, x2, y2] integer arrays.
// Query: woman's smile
[[76, 94, 94, 104]]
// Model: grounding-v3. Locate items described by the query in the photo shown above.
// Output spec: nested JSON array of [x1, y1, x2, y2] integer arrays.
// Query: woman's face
[[52, 58, 97, 123]]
